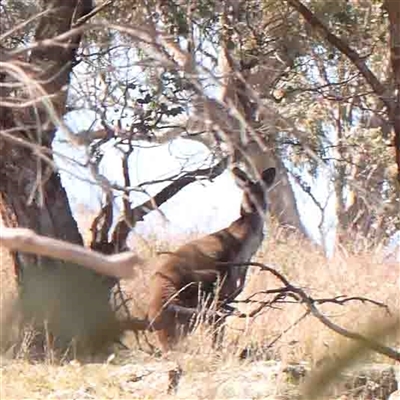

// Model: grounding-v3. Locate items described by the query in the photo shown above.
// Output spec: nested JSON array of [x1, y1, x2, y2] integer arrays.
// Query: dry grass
[[229, 226, 400, 366], [0, 222, 399, 399], [118, 225, 399, 366]]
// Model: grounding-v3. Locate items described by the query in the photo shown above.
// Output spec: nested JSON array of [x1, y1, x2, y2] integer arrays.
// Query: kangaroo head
[[232, 167, 276, 216]]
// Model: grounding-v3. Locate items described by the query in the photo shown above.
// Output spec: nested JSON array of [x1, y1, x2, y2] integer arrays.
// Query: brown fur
[[147, 167, 276, 352]]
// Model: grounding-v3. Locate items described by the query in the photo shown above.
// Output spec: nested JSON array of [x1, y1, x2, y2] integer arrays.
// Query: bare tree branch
[[286, 0, 400, 181], [111, 157, 228, 247], [0, 227, 143, 279], [384, 0, 400, 180], [74, 0, 113, 26], [90, 192, 114, 252], [116, 258, 399, 361], [285, 0, 391, 110], [302, 318, 400, 400], [219, 261, 400, 361]]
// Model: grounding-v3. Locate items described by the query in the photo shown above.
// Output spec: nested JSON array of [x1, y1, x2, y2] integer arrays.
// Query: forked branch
[[286, 0, 400, 180], [2, 227, 396, 361], [111, 157, 228, 247], [222, 261, 400, 361]]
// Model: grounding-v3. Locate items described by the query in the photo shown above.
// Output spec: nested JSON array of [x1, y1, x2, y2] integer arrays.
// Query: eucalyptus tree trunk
[[0, 1, 118, 356], [268, 153, 308, 235]]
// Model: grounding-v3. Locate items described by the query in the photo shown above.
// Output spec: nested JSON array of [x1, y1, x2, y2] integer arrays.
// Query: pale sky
[[53, 110, 332, 246], [53, 35, 337, 248], [54, 110, 243, 238]]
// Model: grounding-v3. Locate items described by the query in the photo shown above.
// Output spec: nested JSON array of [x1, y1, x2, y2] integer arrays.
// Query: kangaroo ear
[[232, 167, 251, 187], [261, 167, 276, 186]]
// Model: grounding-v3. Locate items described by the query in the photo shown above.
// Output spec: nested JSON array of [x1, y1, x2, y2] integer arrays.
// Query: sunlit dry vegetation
[[1, 0, 400, 398], [2, 218, 397, 399], [120, 224, 399, 362]]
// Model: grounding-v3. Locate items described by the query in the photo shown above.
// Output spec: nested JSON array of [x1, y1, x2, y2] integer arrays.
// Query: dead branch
[[90, 193, 114, 252], [313, 295, 391, 311], [74, 0, 112, 26], [220, 261, 400, 361], [111, 157, 228, 246], [0, 227, 143, 279], [114, 259, 399, 362]]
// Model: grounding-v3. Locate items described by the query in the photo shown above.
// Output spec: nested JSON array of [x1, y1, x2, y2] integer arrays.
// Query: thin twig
[[218, 260, 400, 361]]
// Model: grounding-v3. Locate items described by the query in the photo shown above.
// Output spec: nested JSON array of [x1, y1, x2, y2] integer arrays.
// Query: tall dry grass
[[1, 221, 398, 399], [116, 224, 399, 366], [225, 225, 399, 365], [1, 220, 398, 366]]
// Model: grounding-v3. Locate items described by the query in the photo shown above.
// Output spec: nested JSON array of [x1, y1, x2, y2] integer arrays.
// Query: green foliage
[[7, 0, 398, 242], [81, 0, 398, 241]]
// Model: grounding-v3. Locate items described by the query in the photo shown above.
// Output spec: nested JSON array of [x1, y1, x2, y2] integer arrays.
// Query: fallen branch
[[0, 227, 143, 279], [303, 297, 399, 361]]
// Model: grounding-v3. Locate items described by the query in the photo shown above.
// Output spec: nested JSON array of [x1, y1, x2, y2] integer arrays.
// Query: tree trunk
[[268, 152, 308, 236], [0, 0, 120, 357], [385, 0, 400, 182]]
